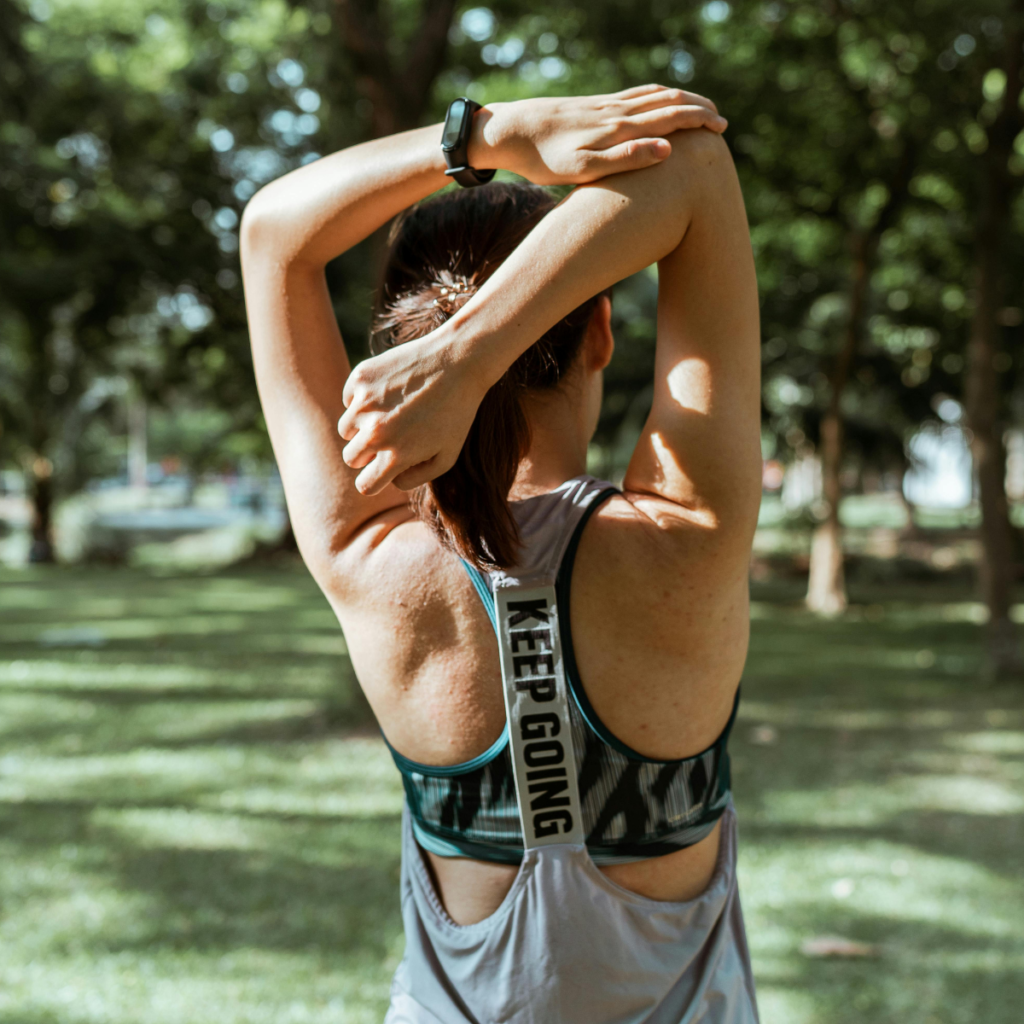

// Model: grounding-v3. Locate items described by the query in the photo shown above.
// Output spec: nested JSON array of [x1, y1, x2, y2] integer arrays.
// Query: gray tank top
[[384, 476, 760, 1023]]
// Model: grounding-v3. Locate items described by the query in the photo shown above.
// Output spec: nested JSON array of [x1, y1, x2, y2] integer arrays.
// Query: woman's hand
[[339, 86, 729, 496], [473, 84, 727, 186], [338, 326, 489, 496]]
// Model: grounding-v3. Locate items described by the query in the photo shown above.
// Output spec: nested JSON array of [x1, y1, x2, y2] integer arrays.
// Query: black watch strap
[[442, 97, 496, 189], [446, 164, 497, 187]]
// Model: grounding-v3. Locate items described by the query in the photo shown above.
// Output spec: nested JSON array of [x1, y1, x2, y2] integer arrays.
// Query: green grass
[[1, 565, 1022, 1024]]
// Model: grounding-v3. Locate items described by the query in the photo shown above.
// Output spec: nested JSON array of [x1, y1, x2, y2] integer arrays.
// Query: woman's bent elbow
[[665, 128, 733, 177], [239, 191, 274, 263]]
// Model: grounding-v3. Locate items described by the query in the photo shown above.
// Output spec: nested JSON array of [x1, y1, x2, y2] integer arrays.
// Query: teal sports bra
[[382, 478, 738, 865]]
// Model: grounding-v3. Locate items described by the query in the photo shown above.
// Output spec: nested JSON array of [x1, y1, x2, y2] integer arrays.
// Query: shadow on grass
[[3, 566, 1024, 1022], [0, 1011, 70, 1024], [0, 798, 403, 960], [755, 904, 1023, 1024], [0, 686, 375, 752], [741, 813, 1024, 879]]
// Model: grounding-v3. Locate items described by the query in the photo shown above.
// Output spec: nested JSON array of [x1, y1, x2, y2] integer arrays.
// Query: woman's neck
[[510, 389, 590, 499]]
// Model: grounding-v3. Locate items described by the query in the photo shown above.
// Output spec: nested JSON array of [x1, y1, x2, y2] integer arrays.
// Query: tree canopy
[[4, 0, 1024, 671]]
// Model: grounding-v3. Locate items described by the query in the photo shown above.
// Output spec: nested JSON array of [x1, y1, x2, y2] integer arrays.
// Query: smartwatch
[[441, 97, 496, 188]]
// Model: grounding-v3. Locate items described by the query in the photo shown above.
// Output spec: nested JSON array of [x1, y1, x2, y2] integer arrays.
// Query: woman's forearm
[[240, 124, 451, 269], [446, 128, 726, 390], [240, 91, 726, 275]]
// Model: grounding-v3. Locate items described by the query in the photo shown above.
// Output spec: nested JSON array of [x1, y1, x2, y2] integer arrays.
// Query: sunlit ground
[[1, 565, 1022, 1024]]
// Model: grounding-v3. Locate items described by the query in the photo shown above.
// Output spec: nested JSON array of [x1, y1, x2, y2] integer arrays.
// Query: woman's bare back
[[334, 488, 751, 921]]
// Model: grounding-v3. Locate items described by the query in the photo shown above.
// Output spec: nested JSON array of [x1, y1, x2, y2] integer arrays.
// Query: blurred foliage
[[3, 0, 1024, 498]]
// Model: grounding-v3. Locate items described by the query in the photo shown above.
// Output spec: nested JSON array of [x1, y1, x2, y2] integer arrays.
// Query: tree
[[959, 1, 1024, 677], [0, 0, 327, 558], [333, 0, 459, 137], [0, 0, 151, 560], [8, 0, 1024, 687], [807, 143, 917, 615]]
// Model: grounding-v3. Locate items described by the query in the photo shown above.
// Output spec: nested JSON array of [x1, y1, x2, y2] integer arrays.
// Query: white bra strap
[[494, 580, 585, 849]]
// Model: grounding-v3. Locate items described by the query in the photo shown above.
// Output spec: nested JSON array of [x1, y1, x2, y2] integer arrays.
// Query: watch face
[[442, 99, 467, 149]]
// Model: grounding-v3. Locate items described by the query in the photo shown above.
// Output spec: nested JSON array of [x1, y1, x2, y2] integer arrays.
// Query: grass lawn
[[1, 564, 1022, 1024]]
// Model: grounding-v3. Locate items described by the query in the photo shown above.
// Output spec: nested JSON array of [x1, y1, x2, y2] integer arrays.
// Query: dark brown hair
[[370, 182, 604, 571]]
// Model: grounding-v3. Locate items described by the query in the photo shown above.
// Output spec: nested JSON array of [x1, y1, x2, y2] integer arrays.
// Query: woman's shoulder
[[567, 489, 750, 759], [576, 488, 752, 651]]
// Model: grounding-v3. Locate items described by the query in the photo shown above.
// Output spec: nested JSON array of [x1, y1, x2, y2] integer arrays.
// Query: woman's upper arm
[[241, 209, 405, 588], [623, 131, 762, 545]]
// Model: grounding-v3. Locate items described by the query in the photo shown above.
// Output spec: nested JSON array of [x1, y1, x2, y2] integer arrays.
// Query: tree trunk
[[806, 240, 866, 616], [806, 143, 916, 614], [963, 11, 1024, 680], [332, 0, 460, 277], [335, 0, 459, 138], [28, 458, 54, 563], [807, 396, 849, 615], [966, 278, 1019, 677]]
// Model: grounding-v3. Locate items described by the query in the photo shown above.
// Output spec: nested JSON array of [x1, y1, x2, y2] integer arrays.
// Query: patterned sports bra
[[382, 476, 738, 866]]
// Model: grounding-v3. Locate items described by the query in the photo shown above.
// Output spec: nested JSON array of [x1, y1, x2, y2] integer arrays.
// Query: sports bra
[[382, 476, 738, 866]]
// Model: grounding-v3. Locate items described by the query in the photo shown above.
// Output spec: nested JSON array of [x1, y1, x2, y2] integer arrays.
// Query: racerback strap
[[494, 580, 585, 849], [462, 476, 617, 851]]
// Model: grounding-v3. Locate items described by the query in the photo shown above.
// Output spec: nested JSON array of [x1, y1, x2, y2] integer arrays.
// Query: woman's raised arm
[[240, 87, 725, 585], [241, 125, 451, 582], [342, 128, 761, 551]]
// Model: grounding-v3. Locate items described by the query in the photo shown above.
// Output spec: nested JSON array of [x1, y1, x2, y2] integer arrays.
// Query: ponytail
[[412, 376, 528, 569], [370, 183, 602, 570]]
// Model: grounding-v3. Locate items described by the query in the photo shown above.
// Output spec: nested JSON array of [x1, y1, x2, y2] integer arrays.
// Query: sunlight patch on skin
[[632, 431, 718, 530], [620, 356, 715, 522], [665, 355, 713, 414]]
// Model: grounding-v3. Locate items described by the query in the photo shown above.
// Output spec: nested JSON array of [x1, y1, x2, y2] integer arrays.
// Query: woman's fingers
[[622, 89, 689, 115], [623, 88, 718, 116], [615, 85, 718, 115], [675, 90, 718, 114], [337, 404, 360, 442], [581, 98, 729, 178], [630, 103, 728, 135], [342, 426, 382, 469], [354, 449, 401, 496], [342, 362, 373, 410], [392, 457, 440, 492], [582, 137, 672, 178], [342, 412, 439, 486], [614, 83, 666, 100]]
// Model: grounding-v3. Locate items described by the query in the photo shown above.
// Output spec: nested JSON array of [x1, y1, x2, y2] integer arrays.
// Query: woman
[[241, 87, 761, 1023]]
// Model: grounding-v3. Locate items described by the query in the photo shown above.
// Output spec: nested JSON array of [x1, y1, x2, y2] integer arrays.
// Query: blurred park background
[[2, 0, 1024, 1021]]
